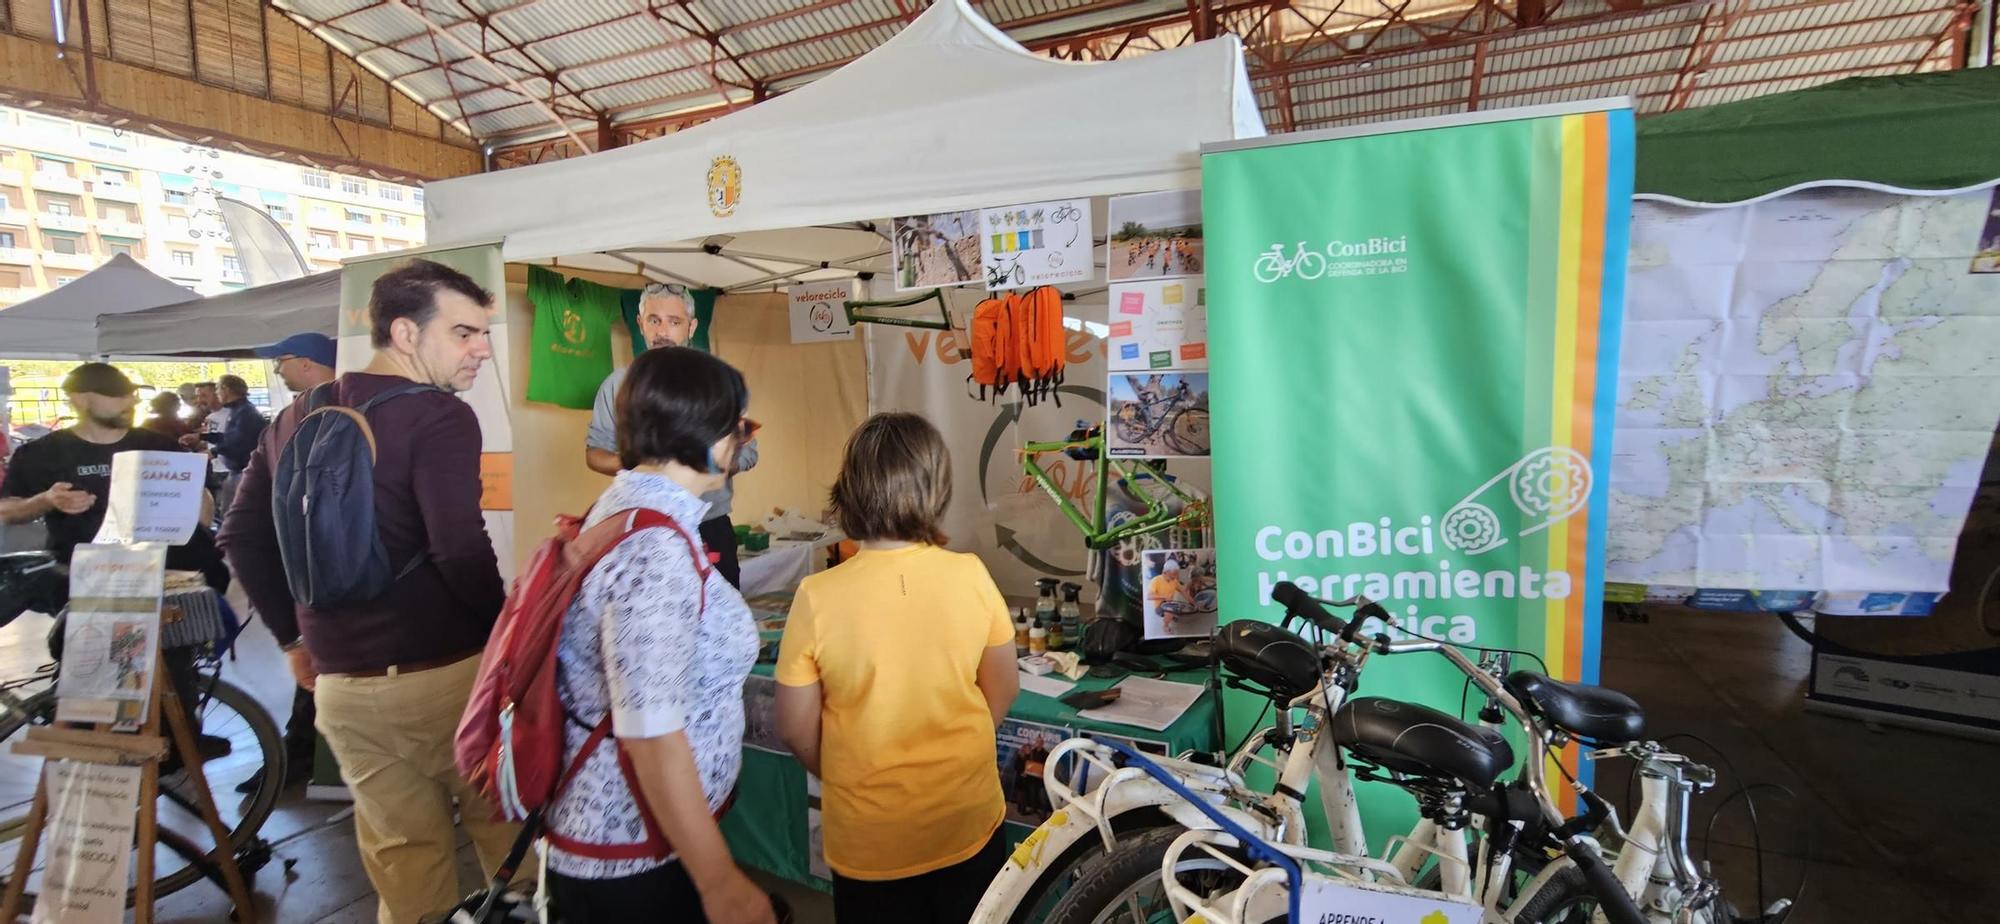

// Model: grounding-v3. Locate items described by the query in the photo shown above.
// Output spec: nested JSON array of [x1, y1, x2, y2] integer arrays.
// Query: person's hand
[[40, 482, 95, 515], [699, 868, 776, 924], [177, 433, 202, 450], [285, 645, 318, 692]]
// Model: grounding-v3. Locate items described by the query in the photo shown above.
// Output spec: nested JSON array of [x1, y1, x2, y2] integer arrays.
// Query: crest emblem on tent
[[707, 156, 742, 217]]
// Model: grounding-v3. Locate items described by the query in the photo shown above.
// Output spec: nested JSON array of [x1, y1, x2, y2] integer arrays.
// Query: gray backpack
[[271, 381, 438, 607]]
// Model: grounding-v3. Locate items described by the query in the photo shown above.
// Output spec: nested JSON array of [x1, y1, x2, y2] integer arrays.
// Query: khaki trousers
[[316, 654, 524, 924]]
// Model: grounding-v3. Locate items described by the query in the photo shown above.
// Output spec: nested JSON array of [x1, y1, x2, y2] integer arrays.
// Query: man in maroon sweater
[[220, 259, 518, 924]]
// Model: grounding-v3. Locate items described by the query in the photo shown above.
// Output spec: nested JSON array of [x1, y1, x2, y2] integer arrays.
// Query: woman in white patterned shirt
[[546, 347, 772, 924]]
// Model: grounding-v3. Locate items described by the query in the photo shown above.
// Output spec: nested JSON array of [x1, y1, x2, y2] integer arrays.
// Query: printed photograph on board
[[1107, 372, 1210, 458], [742, 674, 789, 755], [1142, 549, 1219, 640], [996, 718, 1070, 828], [892, 210, 983, 290], [1108, 190, 1204, 281]]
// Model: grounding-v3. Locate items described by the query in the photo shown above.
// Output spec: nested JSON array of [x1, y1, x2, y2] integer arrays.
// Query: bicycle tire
[[1112, 407, 1152, 448], [1162, 408, 1208, 456], [0, 675, 282, 910], [998, 815, 1171, 924], [1039, 826, 1259, 924]]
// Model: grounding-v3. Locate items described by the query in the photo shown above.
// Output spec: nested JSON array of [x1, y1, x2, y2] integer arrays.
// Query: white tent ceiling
[[95, 271, 342, 358], [0, 255, 198, 358], [424, 0, 1263, 286]]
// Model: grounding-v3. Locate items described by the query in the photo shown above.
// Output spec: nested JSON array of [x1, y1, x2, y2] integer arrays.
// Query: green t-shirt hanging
[[527, 266, 616, 409]]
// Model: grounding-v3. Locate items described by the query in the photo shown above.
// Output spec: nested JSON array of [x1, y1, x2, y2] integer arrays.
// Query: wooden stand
[[0, 657, 257, 923]]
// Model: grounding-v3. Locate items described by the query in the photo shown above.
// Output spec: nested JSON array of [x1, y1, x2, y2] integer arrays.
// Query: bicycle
[[982, 586, 1767, 924], [1251, 241, 1328, 283], [0, 562, 282, 915], [1111, 378, 1208, 457], [988, 257, 1028, 289]]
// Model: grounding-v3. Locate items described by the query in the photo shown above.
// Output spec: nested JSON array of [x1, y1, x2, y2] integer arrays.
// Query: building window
[[97, 203, 131, 222], [384, 214, 406, 228], [45, 200, 72, 217], [302, 170, 332, 190], [54, 275, 77, 287], [106, 242, 136, 258], [341, 177, 367, 196], [267, 204, 293, 222], [345, 209, 371, 224], [311, 231, 337, 251], [0, 269, 19, 287], [413, 189, 424, 205], [96, 168, 130, 188], [379, 185, 403, 202], [164, 189, 190, 206], [349, 237, 375, 254], [49, 236, 79, 255], [311, 206, 333, 223], [222, 255, 242, 274], [171, 250, 195, 267], [384, 239, 408, 251], [0, 232, 14, 249], [34, 157, 72, 178]]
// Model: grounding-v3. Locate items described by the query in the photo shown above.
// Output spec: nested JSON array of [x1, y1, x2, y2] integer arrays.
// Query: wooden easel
[[0, 655, 256, 923]]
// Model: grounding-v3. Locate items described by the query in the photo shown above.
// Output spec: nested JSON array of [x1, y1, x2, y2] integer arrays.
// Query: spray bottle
[[1059, 582, 1083, 648]]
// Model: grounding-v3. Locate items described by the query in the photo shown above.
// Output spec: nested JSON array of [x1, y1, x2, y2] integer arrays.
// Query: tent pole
[[604, 252, 710, 289]]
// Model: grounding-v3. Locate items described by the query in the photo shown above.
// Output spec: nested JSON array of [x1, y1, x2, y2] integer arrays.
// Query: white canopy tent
[[95, 270, 341, 357], [0, 255, 197, 357], [424, 0, 1264, 286]]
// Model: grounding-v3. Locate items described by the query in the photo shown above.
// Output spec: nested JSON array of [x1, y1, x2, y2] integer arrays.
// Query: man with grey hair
[[585, 282, 759, 587]]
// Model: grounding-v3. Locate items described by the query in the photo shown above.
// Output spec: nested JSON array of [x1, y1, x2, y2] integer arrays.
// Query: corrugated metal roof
[[267, 0, 1979, 155]]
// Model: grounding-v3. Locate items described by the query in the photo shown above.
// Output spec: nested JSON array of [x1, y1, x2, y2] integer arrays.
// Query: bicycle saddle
[[1331, 697, 1513, 791], [1505, 671, 1645, 743], [1215, 620, 1319, 703]]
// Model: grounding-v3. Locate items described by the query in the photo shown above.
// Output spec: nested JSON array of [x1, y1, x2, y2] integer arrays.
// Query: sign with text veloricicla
[[1204, 103, 1633, 836]]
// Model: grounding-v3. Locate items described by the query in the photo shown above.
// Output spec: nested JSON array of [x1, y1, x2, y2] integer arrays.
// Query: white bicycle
[[1251, 242, 1327, 283], [975, 584, 1788, 924]]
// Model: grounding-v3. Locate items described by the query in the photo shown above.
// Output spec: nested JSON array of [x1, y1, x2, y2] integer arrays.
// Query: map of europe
[[1607, 188, 2000, 593]]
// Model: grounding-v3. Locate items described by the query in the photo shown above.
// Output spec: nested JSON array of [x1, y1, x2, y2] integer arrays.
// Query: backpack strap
[[547, 507, 714, 861]]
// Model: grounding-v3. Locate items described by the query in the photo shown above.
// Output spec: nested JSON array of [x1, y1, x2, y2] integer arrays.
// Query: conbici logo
[[1251, 236, 1410, 283]]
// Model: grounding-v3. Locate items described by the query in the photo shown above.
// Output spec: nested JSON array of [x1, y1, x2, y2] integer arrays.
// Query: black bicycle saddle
[[1505, 671, 1645, 743]]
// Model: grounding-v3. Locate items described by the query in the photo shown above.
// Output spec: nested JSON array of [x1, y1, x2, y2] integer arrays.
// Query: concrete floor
[[1, 517, 1992, 922]]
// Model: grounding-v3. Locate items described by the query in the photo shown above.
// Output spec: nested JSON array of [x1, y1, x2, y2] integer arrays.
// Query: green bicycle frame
[[1021, 431, 1201, 550]]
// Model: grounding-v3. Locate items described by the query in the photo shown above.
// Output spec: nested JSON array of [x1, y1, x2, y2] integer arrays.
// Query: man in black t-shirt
[[0, 363, 226, 586]]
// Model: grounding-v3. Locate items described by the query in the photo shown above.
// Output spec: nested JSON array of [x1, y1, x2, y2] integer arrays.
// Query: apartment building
[[0, 107, 427, 310]]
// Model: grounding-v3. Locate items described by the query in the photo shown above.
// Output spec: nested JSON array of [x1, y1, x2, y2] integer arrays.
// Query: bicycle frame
[[1020, 431, 1203, 550]]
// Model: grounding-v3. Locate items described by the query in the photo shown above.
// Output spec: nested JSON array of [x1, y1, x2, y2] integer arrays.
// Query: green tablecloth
[[724, 659, 1221, 890]]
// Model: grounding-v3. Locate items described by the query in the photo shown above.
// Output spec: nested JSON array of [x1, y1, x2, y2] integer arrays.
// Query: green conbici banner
[[1202, 102, 1634, 845]]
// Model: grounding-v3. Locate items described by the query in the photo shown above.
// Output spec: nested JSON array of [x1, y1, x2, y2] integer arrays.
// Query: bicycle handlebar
[[1563, 839, 1649, 924], [1270, 582, 1365, 645]]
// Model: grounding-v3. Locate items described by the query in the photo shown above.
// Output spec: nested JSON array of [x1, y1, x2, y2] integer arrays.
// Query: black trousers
[[832, 829, 1007, 924], [698, 515, 741, 590], [548, 860, 707, 924]]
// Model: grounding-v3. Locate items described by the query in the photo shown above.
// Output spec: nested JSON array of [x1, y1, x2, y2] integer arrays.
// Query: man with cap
[[235, 331, 337, 790], [257, 332, 339, 394], [0, 363, 222, 572]]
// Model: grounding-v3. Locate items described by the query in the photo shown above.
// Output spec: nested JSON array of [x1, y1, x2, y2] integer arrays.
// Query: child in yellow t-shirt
[[774, 413, 1020, 923]]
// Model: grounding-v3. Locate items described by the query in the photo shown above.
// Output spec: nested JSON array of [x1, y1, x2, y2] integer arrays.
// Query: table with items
[[724, 593, 1221, 889]]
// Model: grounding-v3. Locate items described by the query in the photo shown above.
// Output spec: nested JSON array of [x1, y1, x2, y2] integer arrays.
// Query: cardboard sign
[[1297, 877, 1482, 924], [96, 451, 206, 545], [787, 280, 857, 343], [30, 761, 141, 924], [55, 544, 165, 730]]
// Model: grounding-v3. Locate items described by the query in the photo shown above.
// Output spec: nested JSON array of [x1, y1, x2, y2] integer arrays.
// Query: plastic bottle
[[1029, 613, 1048, 655], [1047, 611, 1065, 652], [1014, 607, 1031, 654], [1059, 582, 1083, 646], [1034, 578, 1059, 630]]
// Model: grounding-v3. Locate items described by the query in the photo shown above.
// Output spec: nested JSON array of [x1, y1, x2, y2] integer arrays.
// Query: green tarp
[[1636, 67, 2000, 205]]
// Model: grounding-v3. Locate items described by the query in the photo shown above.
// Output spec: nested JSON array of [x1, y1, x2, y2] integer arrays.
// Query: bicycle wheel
[[1040, 827, 1258, 924], [1112, 406, 1151, 447], [1162, 408, 1209, 456], [997, 816, 1172, 924], [0, 675, 282, 910]]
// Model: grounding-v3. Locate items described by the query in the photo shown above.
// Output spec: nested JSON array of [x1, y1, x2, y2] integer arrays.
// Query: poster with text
[[1109, 190, 1204, 280], [56, 543, 165, 730], [1205, 104, 1633, 843], [96, 451, 207, 545], [980, 199, 1094, 291], [891, 210, 982, 291], [1142, 548, 1219, 639], [787, 279, 856, 343], [31, 761, 140, 924], [996, 717, 1070, 828], [1107, 373, 1210, 458], [1108, 277, 1207, 371]]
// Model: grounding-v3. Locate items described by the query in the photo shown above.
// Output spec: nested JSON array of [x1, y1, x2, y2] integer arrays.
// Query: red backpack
[[454, 507, 709, 860]]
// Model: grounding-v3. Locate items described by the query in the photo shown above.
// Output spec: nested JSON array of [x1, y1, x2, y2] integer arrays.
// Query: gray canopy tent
[[0, 255, 196, 358], [95, 271, 340, 358]]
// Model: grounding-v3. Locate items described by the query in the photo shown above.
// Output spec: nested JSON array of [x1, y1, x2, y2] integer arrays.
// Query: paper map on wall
[[1107, 277, 1207, 371], [1607, 188, 2000, 593]]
